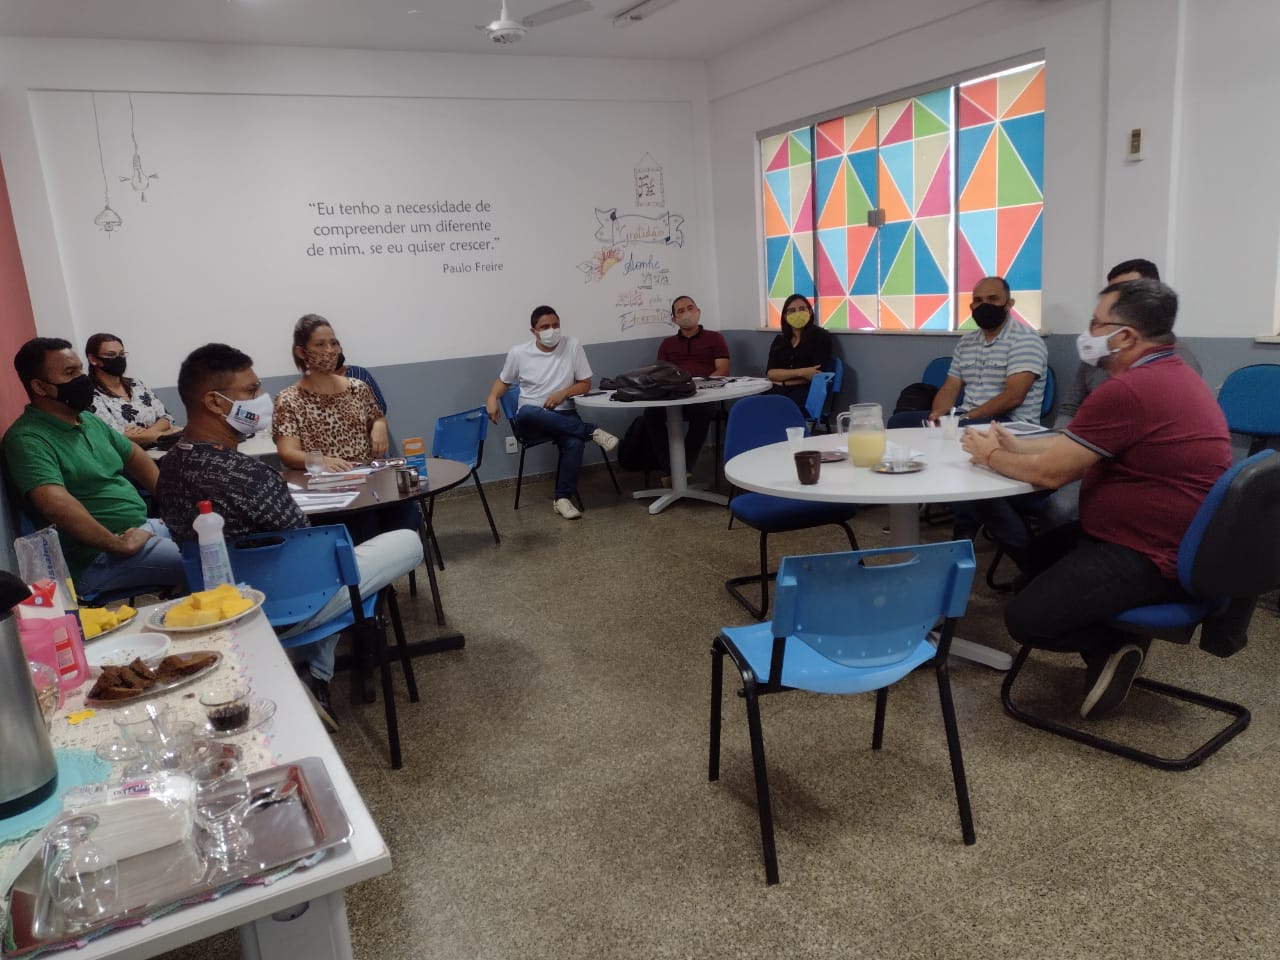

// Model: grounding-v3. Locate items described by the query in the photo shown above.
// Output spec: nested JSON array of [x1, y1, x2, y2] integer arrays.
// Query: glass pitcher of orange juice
[[838, 403, 886, 467]]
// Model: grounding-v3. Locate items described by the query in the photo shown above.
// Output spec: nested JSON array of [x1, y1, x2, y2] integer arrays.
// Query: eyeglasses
[[1087, 319, 1125, 332]]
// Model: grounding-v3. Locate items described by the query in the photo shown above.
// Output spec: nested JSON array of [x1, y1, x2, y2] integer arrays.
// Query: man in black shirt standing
[[155, 343, 422, 729]]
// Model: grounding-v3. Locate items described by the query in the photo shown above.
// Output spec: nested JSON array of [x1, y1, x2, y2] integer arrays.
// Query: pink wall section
[[0, 154, 37, 428]]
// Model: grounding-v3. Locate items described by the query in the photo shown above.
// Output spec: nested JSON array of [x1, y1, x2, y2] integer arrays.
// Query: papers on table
[[291, 490, 360, 513], [968, 421, 1053, 436]]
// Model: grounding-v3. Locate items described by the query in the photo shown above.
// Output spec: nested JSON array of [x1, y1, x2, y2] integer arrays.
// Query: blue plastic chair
[[1001, 450, 1280, 770], [710, 540, 979, 884], [181, 525, 417, 769], [1039, 365, 1056, 422], [499, 385, 620, 511], [427, 407, 501, 564], [801, 372, 834, 432], [1218, 364, 1280, 455], [921, 355, 951, 389], [723, 395, 859, 619]]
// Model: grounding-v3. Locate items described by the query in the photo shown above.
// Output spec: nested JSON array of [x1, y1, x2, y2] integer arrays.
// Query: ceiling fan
[[477, 0, 593, 44]]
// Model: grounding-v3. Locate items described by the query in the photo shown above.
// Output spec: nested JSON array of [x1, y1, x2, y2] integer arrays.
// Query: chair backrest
[[433, 407, 488, 470], [830, 356, 844, 393], [1040, 365, 1056, 421], [1178, 450, 1280, 600], [803, 373, 835, 424], [772, 541, 977, 668], [1217, 364, 1280, 438], [723, 395, 805, 463], [921, 356, 952, 389], [180, 525, 360, 627], [498, 385, 529, 444]]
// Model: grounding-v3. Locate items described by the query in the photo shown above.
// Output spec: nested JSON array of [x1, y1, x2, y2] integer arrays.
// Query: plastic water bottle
[[193, 500, 234, 589]]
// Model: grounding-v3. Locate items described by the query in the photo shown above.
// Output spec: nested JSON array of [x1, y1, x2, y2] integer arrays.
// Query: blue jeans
[[514, 406, 598, 500], [1005, 524, 1186, 659], [76, 518, 188, 598], [281, 529, 423, 681]]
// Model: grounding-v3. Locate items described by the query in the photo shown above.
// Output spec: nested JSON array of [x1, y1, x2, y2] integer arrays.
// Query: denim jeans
[[76, 518, 188, 598], [514, 406, 598, 500], [281, 529, 424, 681], [1004, 524, 1187, 659]]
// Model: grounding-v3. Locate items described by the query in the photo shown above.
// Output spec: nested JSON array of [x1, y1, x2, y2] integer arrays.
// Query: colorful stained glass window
[[760, 62, 1044, 332], [761, 127, 816, 327], [956, 63, 1045, 329]]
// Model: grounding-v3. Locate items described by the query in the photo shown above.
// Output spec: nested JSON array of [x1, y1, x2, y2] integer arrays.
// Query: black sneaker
[[1079, 644, 1144, 720], [306, 676, 339, 732]]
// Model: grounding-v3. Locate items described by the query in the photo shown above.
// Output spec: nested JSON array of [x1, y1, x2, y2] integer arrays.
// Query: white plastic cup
[[941, 414, 960, 442], [890, 442, 910, 471], [785, 426, 805, 451]]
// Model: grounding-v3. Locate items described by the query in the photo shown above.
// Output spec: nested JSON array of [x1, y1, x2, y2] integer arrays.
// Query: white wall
[[0, 38, 715, 384], [704, 0, 1280, 342]]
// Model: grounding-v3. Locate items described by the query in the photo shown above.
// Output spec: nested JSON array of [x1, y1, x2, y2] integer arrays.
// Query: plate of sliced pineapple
[[80, 603, 139, 641], [146, 583, 266, 633]]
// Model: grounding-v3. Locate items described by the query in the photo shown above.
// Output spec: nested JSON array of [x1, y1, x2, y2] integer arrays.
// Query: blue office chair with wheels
[[498, 386, 620, 511], [723, 395, 859, 619], [181, 525, 417, 769], [426, 407, 501, 568], [1001, 450, 1280, 770], [1218, 364, 1280, 455], [710, 540, 979, 884]]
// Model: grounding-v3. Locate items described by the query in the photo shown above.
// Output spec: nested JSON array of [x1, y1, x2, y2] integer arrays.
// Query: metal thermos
[[0, 570, 58, 818]]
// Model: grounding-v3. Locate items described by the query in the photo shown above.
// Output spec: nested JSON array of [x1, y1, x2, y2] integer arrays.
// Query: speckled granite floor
[[154, 464, 1280, 960]]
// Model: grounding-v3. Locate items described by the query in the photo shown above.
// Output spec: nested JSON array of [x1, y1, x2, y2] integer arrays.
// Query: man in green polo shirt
[[3, 337, 186, 597]]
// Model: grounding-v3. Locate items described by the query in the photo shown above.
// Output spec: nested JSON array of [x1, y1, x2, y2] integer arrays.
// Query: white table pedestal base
[[240, 891, 354, 960], [631, 405, 730, 515]]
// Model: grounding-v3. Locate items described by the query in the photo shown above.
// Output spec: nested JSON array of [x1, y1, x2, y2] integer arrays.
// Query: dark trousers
[[1004, 523, 1188, 659], [768, 383, 810, 415], [643, 405, 712, 470], [514, 407, 596, 500]]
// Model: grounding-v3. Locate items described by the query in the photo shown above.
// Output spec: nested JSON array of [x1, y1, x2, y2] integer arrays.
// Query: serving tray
[[3, 757, 352, 955]]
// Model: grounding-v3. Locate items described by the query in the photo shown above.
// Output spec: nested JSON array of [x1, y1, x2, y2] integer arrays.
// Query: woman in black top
[[765, 293, 833, 412]]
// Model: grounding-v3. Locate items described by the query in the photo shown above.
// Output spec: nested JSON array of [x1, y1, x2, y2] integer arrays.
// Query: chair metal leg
[[709, 639, 725, 781], [600, 448, 621, 495], [725, 532, 772, 620], [1000, 645, 1251, 771], [471, 470, 501, 544], [935, 658, 976, 844], [383, 586, 418, 704], [513, 446, 527, 509], [872, 688, 888, 750], [840, 521, 859, 550], [412, 520, 447, 627], [374, 619, 403, 770], [742, 681, 780, 885]]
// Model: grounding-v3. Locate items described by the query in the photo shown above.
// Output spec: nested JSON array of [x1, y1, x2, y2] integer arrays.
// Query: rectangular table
[[12, 607, 390, 960]]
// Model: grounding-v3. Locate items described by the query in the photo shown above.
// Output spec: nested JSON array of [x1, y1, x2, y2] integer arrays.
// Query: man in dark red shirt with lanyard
[[961, 279, 1230, 719]]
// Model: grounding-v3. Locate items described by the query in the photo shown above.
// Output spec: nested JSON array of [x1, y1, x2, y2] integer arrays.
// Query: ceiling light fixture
[[611, 0, 678, 28]]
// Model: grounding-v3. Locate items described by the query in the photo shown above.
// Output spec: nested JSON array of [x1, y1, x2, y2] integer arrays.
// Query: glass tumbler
[[38, 813, 119, 932]]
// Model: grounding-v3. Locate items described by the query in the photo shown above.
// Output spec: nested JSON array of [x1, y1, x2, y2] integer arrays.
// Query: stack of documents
[[291, 490, 360, 513]]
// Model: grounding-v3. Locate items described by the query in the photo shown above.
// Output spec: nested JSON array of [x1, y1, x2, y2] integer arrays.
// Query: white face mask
[[216, 391, 273, 439], [1075, 327, 1128, 367], [537, 328, 561, 348]]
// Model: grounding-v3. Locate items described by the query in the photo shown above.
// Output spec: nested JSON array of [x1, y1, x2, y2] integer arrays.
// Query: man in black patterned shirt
[[155, 344, 422, 729]]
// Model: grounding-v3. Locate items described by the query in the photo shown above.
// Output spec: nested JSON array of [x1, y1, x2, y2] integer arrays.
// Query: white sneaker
[[592, 428, 619, 453], [553, 498, 582, 520]]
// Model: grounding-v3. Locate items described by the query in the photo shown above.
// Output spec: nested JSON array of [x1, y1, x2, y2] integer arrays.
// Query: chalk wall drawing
[[29, 93, 701, 380]]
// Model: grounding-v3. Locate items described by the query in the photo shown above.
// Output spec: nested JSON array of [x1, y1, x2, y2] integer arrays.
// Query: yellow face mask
[[784, 309, 810, 329]]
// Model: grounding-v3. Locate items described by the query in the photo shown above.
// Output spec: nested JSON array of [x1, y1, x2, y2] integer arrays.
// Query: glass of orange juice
[[838, 402, 886, 467]]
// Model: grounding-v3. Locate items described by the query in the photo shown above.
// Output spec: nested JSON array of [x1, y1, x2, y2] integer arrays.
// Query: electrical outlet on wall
[[505, 436, 518, 454]]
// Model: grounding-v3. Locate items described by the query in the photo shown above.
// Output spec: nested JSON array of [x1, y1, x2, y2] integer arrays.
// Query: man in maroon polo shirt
[[960, 279, 1230, 719], [645, 295, 730, 473]]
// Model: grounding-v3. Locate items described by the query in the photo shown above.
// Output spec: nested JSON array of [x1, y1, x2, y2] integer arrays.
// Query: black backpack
[[601, 363, 697, 402], [893, 382, 938, 414]]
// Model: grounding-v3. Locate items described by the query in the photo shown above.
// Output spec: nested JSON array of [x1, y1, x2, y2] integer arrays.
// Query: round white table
[[725, 426, 1035, 669], [576, 377, 772, 514]]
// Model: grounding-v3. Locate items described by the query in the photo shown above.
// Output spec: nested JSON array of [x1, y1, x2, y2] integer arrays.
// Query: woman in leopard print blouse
[[273, 314, 389, 472]]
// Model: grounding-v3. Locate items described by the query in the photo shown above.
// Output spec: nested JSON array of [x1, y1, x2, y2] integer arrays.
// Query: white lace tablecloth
[[0, 617, 277, 877]]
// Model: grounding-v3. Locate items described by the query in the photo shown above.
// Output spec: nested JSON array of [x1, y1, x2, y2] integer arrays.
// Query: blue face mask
[[216, 392, 273, 439]]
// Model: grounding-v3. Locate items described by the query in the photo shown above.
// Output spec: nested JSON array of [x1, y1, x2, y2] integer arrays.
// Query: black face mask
[[44, 374, 96, 413], [98, 356, 127, 377], [972, 302, 1009, 330]]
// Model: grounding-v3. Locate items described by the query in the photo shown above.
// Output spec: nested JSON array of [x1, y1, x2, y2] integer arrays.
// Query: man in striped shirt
[[928, 276, 1047, 424]]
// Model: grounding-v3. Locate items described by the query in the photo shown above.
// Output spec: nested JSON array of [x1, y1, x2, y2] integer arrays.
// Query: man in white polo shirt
[[485, 305, 618, 520], [928, 275, 1047, 424]]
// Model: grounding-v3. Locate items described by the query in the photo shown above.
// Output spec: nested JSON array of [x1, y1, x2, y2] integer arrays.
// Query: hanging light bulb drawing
[[91, 93, 122, 233], [118, 94, 158, 202]]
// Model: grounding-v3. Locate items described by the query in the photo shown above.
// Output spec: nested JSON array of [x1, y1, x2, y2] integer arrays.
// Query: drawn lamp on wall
[[477, 0, 594, 44]]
